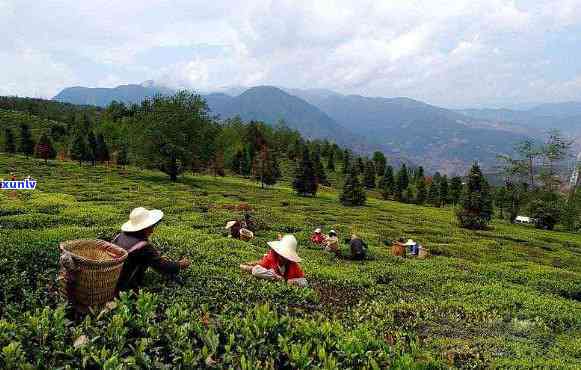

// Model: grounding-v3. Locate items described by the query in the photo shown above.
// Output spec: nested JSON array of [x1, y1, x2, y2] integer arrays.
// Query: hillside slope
[[310, 94, 529, 174], [205, 86, 375, 152], [458, 102, 581, 134], [1, 154, 580, 368]]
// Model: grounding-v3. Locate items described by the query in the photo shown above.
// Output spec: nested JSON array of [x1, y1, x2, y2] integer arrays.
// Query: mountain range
[[52, 82, 580, 174]]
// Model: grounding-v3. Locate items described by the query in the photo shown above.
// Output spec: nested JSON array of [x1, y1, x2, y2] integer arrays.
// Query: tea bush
[[0, 154, 580, 368]]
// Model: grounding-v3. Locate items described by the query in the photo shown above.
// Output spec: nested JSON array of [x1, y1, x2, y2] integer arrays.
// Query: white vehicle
[[515, 216, 534, 224]]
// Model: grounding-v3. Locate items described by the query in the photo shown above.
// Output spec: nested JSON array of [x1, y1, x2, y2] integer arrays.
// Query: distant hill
[[53, 82, 549, 173], [204, 86, 375, 153], [53, 82, 174, 106], [458, 102, 581, 135], [299, 93, 530, 174], [52, 84, 377, 155]]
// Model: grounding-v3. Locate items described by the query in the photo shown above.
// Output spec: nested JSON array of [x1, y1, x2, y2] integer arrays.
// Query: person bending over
[[324, 230, 340, 256], [240, 234, 308, 287], [346, 234, 367, 260], [310, 228, 326, 245], [113, 207, 190, 291]]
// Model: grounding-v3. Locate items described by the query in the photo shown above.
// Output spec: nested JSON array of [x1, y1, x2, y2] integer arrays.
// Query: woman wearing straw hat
[[240, 234, 308, 287], [225, 220, 242, 239], [404, 239, 420, 257], [113, 207, 190, 291], [324, 230, 340, 256]]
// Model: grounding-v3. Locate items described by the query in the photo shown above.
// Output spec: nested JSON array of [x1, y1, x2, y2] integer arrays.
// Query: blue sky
[[1, 0, 581, 108]]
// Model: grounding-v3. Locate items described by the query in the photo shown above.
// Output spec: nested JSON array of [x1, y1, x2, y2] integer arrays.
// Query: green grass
[[1, 154, 580, 369]]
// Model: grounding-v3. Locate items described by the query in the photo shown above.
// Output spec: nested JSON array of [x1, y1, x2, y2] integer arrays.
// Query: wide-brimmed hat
[[121, 207, 164, 232], [404, 239, 417, 246], [314, 228, 322, 233], [225, 221, 237, 230], [267, 234, 301, 262], [329, 229, 337, 236]]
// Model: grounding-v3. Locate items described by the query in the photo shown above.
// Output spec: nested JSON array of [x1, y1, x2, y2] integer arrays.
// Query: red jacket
[[310, 233, 325, 245], [258, 250, 304, 280]]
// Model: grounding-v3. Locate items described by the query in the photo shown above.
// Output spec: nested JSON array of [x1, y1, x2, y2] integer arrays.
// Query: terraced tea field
[[1, 154, 580, 368]]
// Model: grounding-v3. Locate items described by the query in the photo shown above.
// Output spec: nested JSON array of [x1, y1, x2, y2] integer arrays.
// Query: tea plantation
[[1, 154, 580, 369]]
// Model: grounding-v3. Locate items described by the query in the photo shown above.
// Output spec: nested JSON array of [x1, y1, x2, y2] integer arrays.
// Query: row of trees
[[2, 125, 34, 158], [2, 93, 577, 232], [2, 124, 59, 163], [70, 130, 111, 166]]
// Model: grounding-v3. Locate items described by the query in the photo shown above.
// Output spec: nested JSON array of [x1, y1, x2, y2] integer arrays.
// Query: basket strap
[[127, 241, 147, 254], [59, 251, 77, 271]]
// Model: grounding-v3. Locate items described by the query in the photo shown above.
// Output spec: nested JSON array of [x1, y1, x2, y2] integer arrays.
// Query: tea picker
[[240, 234, 308, 287], [112, 207, 191, 291], [225, 220, 254, 241], [58, 207, 190, 312]]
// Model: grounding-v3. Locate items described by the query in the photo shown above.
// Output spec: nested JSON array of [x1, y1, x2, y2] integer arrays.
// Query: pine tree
[[403, 185, 415, 203], [432, 172, 442, 188], [34, 132, 56, 163], [256, 146, 279, 188], [372, 151, 387, 177], [357, 157, 365, 174], [271, 152, 281, 182], [212, 150, 225, 177], [428, 181, 440, 207], [327, 150, 336, 172], [456, 163, 493, 229], [440, 175, 449, 206], [95, 133, 110, 163], [86, 131, 97, 165], [334, 146, 343, 162], [3, 128, 16, 154], [363, 160, 376, 189], [340, 167, 366, 206], [232, 149, 244, 175], [415, 166, 425, 183], [416, 176, 427, 204], [342, 149, 351, 173], [313, 149, 329, 186], [70, 132, 87, 166], [82, 114, 92, 131], [117, 142, 129, 168], [19, 124, 34, 158], [293, 146, 318, 196], [395, 164, 409, 201], [379, 166, 395, 200], [321, 140, 331, 157], [450, 176, 463, 205], [241, 147, 252, 177]]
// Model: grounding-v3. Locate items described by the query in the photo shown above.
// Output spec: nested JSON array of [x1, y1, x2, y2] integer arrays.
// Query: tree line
[[1, 93, 577, 232]]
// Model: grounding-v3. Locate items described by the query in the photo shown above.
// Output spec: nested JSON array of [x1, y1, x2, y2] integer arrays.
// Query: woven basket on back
[[60, 239, 128, 307], [240, 228, 254, 241], [391, 243, 406, 258]]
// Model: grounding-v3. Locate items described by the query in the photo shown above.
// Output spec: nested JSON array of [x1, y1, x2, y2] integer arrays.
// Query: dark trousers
[[351, 253, 365, 261]]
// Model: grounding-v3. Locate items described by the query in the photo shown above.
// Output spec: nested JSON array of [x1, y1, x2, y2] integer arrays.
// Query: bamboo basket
[[240, 228, 254, 241], [391, 243, 406, 257], [59, 240, 128, 307], [418, 247, 429, 259]]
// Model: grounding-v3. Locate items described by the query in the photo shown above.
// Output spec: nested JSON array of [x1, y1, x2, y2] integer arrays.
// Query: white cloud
[[0, 48, 77, 98], [2, 0, 581, 105]]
